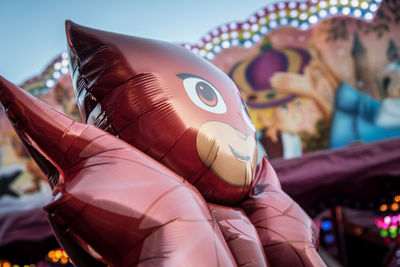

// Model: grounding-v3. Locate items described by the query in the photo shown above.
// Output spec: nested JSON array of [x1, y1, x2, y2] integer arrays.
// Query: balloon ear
[[65, 20, 104, 59], [0, 76, 95, 189], [65, 20, 136, 122]]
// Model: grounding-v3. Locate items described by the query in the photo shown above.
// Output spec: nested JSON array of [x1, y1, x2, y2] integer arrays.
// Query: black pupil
[[196, 82, 215, 101]]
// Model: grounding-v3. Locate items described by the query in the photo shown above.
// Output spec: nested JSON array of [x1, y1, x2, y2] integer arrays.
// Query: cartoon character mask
[[66, 21, 257, 204]]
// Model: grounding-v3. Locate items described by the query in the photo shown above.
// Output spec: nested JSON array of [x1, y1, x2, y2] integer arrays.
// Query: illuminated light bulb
[[199, 50, 207, 56], [309, 6, 317, 13], [61, 67, 69, 74], [394, 195, 400, 202], [351, 0, 359, 7], [300, 23, 310, 30], [61, 52, 68, 59], [204, 34, 211, 41], [231, 39, 240, 46], [192, 48, 199, 54], [391, 203, 399, 211], [370, 3, 377, 12], [229, 22, 237, 30], [300, 12, 308, 20], [269, 13, 277, 20], [280, 18, 288, 25], [252, 34, 261, 42], [46, 79, 55, 88], [288, 2, 297, 8], [61, 59, 69, 67], [384, 216, 391, 224], [220, 25, 228, 32], [230, 31, 239, 38], [3, 262, 11, 267], [354, 9, 362, 17], [259, 17, 267, 24], [279, 10, 287, 18], [342, 7, 351, 15], [52, 71, 61, 79], [308, 15, 318, 24], [268, 5, 275, 12], [260, 26, 268, 34], [206, 52, 215, 60], [380, 229, 389, 237], [360, 1, 369, 9], [319, 9, 328, 17], [364, 12, 374, 20], [290, 10, 298, 18], [299, 3, 308, 10], [212, 37, 220, 44], [340, 0, 349, 5], [330, 0, 338, 5], [197, 40, 204, 47], [244, 40, 253, 48], [278, 2, 285, 9], [330, 6, 339, 14], [221, 40, 230, 48], [269, 20, 278, 28], [221, 33, 229, 40], [380, 204, 388, 212], [242, 23, 250, 30], [243, 31, 251, 39], [251, 24, 259, 32], [55, 250, 62, 259], [212, 29, 219, 36], [205, 43, 213, 50], [213, 46, 221, 53], [321, 220, 332, 231], [61, 258, 68, 264], [257, 9, 266, 16], [53, 62, 62, 70], [319, 1, 328, 8], [249, 16, 257, 23], [291, 20, 300, 27], [184, 44, 191, 50], [324, 234, 335, 244]]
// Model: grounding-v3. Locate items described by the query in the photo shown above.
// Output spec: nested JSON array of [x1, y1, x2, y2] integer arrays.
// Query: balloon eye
[[177, 73, 227, 114], [196, 82, 218, 107]]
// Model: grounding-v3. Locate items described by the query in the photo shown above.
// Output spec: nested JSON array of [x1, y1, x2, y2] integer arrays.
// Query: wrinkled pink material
[[0, 21, 326, 267]]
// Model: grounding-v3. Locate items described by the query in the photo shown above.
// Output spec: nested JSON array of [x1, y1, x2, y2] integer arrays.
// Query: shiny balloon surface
[[0, 21, 326, 267]]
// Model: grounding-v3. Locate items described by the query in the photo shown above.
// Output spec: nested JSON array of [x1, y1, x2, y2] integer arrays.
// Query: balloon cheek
[[196, 121, 257, 189]]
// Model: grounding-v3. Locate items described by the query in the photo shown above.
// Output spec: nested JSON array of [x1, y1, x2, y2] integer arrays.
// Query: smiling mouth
[[229, 145, 251, 162]]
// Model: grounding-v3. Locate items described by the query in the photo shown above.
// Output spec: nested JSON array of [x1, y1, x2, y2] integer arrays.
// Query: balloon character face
[[66, 22, 257, 204]]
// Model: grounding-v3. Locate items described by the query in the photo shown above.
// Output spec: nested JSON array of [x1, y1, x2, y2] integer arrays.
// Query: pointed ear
[[0, 76, 92, 189], [251, 156, 281, 194], [65, 20, 136, 122], [65, 20, 105, 59]]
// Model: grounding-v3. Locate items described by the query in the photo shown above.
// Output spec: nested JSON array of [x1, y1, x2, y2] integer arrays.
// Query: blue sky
[[0, 0, 274, 85]]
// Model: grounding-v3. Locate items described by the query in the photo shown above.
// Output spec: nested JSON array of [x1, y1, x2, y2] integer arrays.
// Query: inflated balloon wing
[[0, 21, 326, 267]]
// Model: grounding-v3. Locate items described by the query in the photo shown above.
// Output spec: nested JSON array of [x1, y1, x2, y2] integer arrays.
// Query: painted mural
[[208, 0, 400, 159]]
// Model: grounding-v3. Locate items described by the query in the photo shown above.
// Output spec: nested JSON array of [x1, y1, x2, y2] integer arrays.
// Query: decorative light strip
[[181, 0, 381, 60], [20, 52, 70, 94], [20, 0, 381, 93], [376, 195, 400, 240]]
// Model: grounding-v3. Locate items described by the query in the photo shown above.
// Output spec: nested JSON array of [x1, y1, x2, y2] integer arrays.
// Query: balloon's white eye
[[241, 99, 256, 132], [177, 73, 227, 114]]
